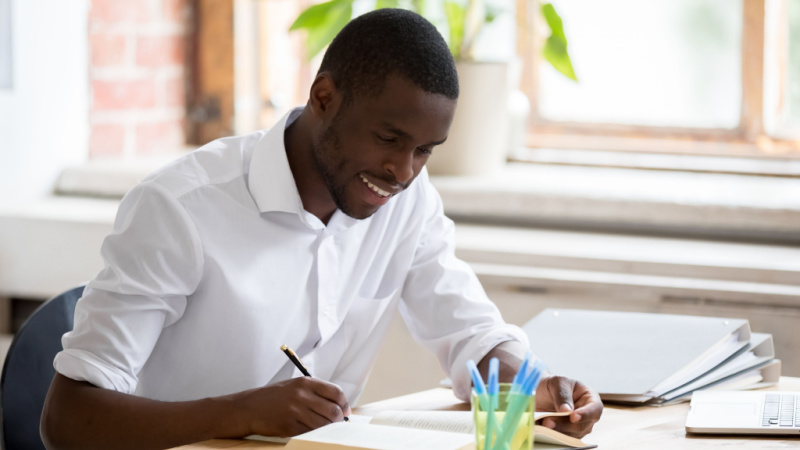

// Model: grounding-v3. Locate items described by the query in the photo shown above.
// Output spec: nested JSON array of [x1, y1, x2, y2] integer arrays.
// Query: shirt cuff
[[449, 324, 530, 402], [54, 348, 138, 394]]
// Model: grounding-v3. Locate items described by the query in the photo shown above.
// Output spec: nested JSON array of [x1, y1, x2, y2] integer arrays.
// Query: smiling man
[[41, 9, 601, 450]]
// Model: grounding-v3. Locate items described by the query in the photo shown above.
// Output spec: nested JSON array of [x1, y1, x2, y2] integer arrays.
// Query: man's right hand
[[233, 377, 352, 437], [41, 373, 351, 450]]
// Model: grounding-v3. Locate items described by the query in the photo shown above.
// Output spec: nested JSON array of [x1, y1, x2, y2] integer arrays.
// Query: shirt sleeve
[[399, 172, 529, 402], [54, 180, 204, 394]]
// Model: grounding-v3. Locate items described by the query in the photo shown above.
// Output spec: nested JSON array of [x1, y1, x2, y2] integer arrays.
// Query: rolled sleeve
[[399, 174, 529, 402], [54, 181, 203, 394]]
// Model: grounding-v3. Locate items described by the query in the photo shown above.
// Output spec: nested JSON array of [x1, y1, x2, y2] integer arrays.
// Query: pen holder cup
[[471, 383, 535, 450]]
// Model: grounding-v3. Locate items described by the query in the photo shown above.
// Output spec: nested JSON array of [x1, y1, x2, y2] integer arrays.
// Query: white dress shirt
[[54, 108, 528, 404]]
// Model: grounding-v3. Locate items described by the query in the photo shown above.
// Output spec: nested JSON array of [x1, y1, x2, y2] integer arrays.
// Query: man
[[41, 9, 602, 449]]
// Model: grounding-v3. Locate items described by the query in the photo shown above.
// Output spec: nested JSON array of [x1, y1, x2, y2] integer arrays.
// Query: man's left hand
[[535, 375, 603, 438]]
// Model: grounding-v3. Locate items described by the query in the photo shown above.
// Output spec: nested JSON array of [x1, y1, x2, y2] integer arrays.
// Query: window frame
[[516, 0, 800, 160]]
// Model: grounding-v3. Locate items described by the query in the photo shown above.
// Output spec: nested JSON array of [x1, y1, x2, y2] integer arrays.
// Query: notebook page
[[370, 410, 571, 434], [285, 422, 472, 450]]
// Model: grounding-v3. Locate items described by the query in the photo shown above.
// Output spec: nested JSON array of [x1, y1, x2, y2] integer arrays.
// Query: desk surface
[[175, 377, 800, 449]]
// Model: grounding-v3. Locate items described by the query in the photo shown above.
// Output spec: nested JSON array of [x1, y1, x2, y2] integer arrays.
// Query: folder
[[521, 308, 756, 404], [657, 333, 777, 403]]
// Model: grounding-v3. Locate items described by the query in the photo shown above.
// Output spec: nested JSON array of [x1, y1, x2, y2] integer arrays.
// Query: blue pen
[[523, 358, 546, 395], [485, 358, 500, 450], [467, 359, 487, 396], [510, 350, 533, 394], [467, 359, 490, 414], [494, 359, 545, 449], [468, 359, 504, 448], [494, 358, 546, 450]]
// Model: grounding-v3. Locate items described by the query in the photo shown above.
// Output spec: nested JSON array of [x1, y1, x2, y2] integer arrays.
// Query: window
[[238, 0, 800, 163], [235, 0, 315, 134], [766, 0, 800, 138], [519, 0, 800, 159]]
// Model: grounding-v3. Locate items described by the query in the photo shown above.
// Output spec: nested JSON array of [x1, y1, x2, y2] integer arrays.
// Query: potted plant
[[290, 0, 575, 175]]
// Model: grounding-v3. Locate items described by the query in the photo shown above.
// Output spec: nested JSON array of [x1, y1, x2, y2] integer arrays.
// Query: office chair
[[0, 285, 84, 450]]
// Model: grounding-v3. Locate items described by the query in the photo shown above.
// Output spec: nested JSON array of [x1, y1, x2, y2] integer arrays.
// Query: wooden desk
[[176, 377, 800, 449]]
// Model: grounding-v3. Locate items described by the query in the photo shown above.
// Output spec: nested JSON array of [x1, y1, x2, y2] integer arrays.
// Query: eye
[[417, 146, 433, 156], [377, 134, 397, 144]]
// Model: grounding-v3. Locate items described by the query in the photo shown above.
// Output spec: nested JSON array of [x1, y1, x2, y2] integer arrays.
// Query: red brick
[[136, 119, 185, 153], [90, 32, 127, 67], [136, 35, 185, 67], [164, 75, 186, 108], [162, 0, 189, 22], [90, 0, 154, 24], [93, 79, 157, 110], [89, 123, 126, 157]]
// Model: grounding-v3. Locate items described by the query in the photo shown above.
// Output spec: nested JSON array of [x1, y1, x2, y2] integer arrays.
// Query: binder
[[521, 309, 765, 404], [657, 333, 777, 403]]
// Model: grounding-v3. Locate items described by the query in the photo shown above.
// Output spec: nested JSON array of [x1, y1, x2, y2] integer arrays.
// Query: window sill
[[514, 148, 800, 177], [430, 162, 800, 244], [35, 154, 800, 245]]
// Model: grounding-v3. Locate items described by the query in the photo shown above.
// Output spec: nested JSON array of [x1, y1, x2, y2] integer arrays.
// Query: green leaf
[[540, 3, 577, 81], [290, 0, 353, 60], [542, 35, 577, 81], [541, 3, 566, 41], [444, 0, 466, 59], [376, 0, 400, 9], [303, 1, 353, 60], [290, 0, 341, 31], [485, 3, 504, 24]]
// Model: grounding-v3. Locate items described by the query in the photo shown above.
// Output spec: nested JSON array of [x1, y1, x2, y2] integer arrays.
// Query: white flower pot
[[426, 61, 509, 176]]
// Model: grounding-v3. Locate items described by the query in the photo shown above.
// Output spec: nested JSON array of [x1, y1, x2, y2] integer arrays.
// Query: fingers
[[245, 377, 352, 437], [283, 378, 347, 429], [573, 388, 603, 425], [547, 411, 596, 438], [312, 379, 352, 417], [535, 376, 603, 439], [546, 376, 576, 413], [303, 391, 348, 427]]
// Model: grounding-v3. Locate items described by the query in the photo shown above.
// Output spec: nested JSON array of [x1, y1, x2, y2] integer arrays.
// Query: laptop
[[686, 390, 800, 435]]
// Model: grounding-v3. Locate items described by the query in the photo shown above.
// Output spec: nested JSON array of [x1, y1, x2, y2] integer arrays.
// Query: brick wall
[[89, 0, 191, 157]]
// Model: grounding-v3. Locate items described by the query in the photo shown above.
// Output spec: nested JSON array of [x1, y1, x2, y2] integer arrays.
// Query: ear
[[308, 72, 341, 120]]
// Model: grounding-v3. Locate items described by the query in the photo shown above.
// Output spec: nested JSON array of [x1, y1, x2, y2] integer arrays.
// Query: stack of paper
[[522, 309, 780, 405]]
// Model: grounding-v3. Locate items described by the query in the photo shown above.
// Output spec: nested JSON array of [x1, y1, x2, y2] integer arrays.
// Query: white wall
[[0, 0, 89, 204]]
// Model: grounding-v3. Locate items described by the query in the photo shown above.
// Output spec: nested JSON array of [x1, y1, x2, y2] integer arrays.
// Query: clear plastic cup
[[471, 383, 535, 450]]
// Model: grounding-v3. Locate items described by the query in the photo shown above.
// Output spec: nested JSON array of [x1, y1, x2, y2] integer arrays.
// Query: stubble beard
[[312, 121, 371, 220]]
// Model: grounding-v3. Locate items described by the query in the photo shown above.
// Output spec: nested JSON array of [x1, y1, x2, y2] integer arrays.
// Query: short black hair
[[318, 8, 459, 103]]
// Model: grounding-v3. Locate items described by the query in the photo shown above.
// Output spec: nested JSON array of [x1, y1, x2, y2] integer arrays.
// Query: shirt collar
[[248, 107, 305, 215], [248, 107, 369, 232]]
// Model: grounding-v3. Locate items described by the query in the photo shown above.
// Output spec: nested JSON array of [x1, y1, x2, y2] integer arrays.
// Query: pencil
[[280, 344, 349, 422], [280, 344, 312, 377]]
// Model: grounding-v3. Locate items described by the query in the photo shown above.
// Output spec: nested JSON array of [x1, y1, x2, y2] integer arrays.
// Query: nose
[[383, 147, 415, 185]]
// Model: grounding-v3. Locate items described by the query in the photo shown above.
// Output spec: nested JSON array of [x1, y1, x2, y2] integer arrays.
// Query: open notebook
[[248, 410, 596, 450]]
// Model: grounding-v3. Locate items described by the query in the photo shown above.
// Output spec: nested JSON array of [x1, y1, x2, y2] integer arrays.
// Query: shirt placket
[[316, 231, 341, 347]]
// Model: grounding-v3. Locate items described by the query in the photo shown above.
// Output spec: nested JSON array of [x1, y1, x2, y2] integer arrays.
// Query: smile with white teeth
[[360, 174, 392, 197]]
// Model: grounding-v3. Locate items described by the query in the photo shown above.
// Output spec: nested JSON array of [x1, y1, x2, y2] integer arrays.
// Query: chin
[[337, 196, 381, 220], [342, 206, 380, 220]]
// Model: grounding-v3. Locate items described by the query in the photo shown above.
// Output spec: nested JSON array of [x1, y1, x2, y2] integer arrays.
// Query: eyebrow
[[381, 122, 447, 146]]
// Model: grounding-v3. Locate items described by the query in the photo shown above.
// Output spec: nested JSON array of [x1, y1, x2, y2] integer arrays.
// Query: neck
[[284, 110, 337, 224]]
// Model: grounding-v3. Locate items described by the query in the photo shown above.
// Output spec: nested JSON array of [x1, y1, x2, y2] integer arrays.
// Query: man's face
[[311, 76, 456, 220]]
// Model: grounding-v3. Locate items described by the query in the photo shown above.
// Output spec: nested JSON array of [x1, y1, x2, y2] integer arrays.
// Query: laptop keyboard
[[761, 394, 799, 427]]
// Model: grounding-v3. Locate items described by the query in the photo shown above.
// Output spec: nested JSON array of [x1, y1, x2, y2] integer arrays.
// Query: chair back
[[0, 285, 84, 450]]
